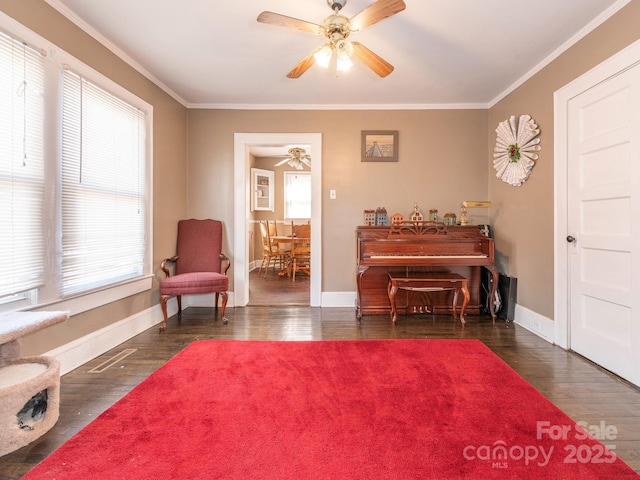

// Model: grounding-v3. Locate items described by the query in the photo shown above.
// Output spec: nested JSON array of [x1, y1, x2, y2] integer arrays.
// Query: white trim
[[234, 133, 322, 308], [554, 38, 640, 350], [44, 303, 169, 376], [321, 291, 357, 308], [513, 304, 555, 344], [189, 103, 489, 111], [41, 0, 188, 107], [35, 276, 153, 317], [183, 292, 236, 309]]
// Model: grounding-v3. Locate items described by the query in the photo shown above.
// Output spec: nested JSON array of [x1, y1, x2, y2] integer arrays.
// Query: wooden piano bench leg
[[459, 279, 470, 326], [452, 288, 466, 325], [452, 289, 458, 319], [387, 279, 399, 324]]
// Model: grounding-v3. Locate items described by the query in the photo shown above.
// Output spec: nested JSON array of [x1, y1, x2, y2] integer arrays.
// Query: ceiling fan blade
[[351, 42, 394, 77], [301, 157, 312, 167], [349, 0, 407, 32], [274, 158, 290, 166], [257, 11, 324, 35], [286, 47, 323, 79]]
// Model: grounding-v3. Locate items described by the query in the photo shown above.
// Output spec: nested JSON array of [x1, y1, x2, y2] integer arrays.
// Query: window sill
[[33, 275, 153, 317]]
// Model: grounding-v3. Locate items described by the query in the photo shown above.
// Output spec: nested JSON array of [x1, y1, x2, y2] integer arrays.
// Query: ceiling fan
[[273, 148, 312, 170], [257, 0, 406, 79]]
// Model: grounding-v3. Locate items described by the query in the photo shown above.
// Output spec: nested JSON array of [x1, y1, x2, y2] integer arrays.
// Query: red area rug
[[23, 340, 639, 479]]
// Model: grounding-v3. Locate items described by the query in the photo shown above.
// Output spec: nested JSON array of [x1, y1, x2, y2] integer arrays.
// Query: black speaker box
[[497, 274, 517, 321]]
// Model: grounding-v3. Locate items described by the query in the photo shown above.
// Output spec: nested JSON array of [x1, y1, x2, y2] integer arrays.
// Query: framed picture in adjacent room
[[361, 130, 398, 162]]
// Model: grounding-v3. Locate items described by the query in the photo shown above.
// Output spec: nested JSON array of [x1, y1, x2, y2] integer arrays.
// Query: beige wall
[[0, 0, 189, 354], [187, 109, 489, 292], [488, 1, 640, 319]]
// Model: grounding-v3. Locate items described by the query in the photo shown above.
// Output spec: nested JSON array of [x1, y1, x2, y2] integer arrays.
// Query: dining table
[[270, 235, 310, 278]]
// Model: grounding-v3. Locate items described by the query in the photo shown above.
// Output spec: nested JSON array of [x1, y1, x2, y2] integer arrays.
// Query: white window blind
[[61, 70, 146, 296], [284, 171, 311, 219], [0, 31, 45, 297]]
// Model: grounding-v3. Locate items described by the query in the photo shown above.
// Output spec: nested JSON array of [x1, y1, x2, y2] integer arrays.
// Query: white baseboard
[[44, 303, 172, 376], [45, 293, 237, 377], [321, 291, 357, 308], [513, 303, 555, 344], [43, 293, 556, 377], [184, 292, 236, 308]]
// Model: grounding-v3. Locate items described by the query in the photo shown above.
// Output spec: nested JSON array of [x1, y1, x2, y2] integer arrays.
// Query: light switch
[[329, 189, 337, 200]]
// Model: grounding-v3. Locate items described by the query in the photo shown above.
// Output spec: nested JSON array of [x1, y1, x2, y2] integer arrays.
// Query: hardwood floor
[[1, 303, 640, 478], [249, 267, 309, 305]]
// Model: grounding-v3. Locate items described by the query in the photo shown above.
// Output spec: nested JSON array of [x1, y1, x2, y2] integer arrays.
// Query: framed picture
[[361, 130, 398, 162]]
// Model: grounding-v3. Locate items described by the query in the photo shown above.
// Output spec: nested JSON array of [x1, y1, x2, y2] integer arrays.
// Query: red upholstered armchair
[[159, 219, 230, 332]]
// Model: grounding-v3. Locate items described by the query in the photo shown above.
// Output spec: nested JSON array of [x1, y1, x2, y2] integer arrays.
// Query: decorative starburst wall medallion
[[493, 114, 541, 187]]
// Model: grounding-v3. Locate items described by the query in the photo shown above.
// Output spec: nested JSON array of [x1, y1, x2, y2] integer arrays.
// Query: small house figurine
[[409, 202, 423, 222], [363, 209, 376, 226], [429, 209, 438, 222], [375, 207, 389, 226], [390, 213, 405, 225], [443, 212, 457, 226]]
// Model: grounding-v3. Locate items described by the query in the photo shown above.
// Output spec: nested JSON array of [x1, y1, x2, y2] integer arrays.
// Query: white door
[[567, 64, 640, 385]]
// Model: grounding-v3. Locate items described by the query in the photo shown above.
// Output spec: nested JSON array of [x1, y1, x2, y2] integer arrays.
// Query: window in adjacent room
[[284, 171, 311, 220]]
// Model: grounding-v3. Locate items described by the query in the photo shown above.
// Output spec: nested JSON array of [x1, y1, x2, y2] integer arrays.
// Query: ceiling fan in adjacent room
[[257, 0, 406, 78], [273, 148, 312, 170]]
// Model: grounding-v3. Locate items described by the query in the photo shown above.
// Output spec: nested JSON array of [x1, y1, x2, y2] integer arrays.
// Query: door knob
[[566, 235, 576, 243]]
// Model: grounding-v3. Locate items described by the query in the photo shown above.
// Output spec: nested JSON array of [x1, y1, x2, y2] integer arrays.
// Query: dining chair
[[267, 219, 278, 237], [289, 222, 311, 281], [258, 221, 289, 277]]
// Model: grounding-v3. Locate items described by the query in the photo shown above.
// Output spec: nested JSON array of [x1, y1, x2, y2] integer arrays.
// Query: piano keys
[[356, 223, 498, 320]]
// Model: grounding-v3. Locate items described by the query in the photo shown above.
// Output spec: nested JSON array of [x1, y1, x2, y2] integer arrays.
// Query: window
[[284, 171, 311, 219], [0, 31, 45, 299], [0, 18, 152, 315], [61, 71, 146, 296]]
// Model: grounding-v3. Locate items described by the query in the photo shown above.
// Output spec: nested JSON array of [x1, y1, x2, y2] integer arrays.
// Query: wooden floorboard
[[1, 280, 640, 478]]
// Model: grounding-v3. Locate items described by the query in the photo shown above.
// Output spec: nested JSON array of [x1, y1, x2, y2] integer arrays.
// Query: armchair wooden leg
[[177, 295, 182, 318], [159, 295, 169, 332], [220, 292, 229, 324]]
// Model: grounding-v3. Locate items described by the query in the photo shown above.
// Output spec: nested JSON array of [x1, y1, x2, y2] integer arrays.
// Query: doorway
[[555, 40, 640, 387], [233, 133, 322, 308]]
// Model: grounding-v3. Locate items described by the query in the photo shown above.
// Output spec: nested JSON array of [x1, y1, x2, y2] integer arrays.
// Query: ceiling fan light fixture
[[289, 158, 305, 170], [336, 40, 353, 71], [314, 44, 333, 68], [336, 55, 353, 72]]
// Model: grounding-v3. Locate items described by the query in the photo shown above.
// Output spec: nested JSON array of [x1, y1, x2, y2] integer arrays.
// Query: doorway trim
[[234, 133, 322, 307], [554, 39, 640, 349]]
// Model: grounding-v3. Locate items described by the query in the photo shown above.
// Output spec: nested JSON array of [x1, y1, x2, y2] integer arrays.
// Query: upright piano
[[356, 222, 498, 320]]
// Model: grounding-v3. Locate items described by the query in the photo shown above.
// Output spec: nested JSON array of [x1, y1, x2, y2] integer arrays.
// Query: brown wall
[[0, 0, 189, 354], [187, 109, 490, 292], [488, 1, 640, 319]]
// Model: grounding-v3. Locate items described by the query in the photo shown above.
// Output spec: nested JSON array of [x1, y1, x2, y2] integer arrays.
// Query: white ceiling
[[45, 0, 627, 109]]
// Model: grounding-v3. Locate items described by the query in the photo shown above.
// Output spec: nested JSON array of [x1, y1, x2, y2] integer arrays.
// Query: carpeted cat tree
[[0, 311, 68, 456]]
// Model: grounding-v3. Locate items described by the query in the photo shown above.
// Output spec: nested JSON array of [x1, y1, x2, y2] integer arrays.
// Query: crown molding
[[488, 0, 631, 107], [42, 0, 188, 107]]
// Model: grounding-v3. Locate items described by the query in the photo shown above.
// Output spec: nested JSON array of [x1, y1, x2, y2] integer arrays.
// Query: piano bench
[[387, 272, 470, 325]]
